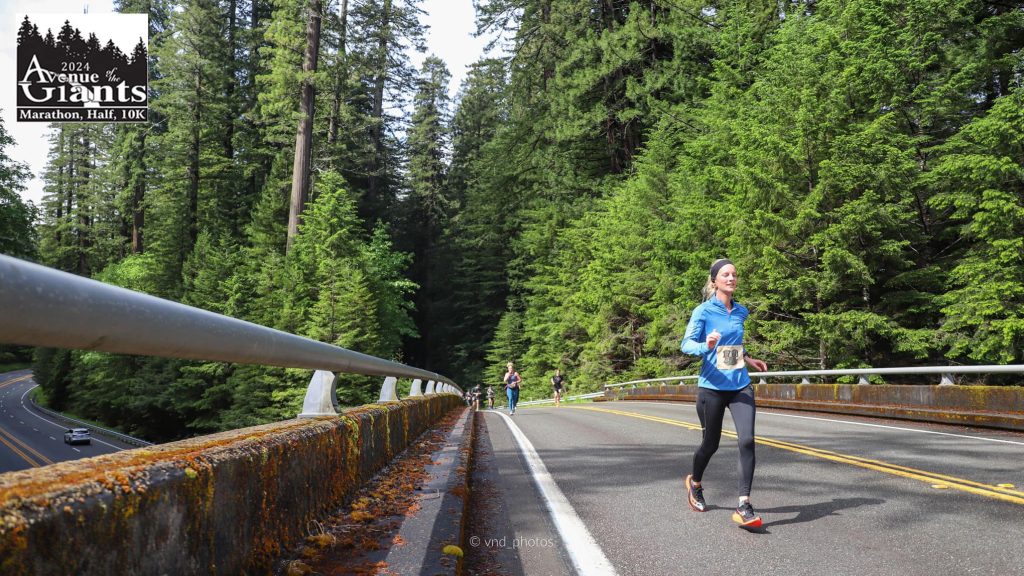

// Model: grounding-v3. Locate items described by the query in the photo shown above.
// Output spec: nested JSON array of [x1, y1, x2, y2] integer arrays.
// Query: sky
[[0, 0, 491, 207]]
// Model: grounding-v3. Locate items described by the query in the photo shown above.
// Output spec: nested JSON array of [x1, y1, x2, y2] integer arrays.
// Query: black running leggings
[[691, 385, 756, 497]]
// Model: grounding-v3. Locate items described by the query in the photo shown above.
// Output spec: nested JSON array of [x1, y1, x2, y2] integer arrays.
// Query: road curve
[[469, 400, 1024, 576], [0, 369, 137, 474]]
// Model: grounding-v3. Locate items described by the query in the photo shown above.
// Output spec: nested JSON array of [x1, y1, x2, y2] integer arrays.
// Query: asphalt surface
[[471, 400, 1024, 576], [0, 369, 136, 474]]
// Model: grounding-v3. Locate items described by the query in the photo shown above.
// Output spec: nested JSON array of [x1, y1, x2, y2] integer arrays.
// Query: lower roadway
[[468, 400, 1024, 576], [0, 370, 136, 474]]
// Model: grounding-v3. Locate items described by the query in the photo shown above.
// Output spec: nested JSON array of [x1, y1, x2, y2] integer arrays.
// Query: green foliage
[[25, 0, 1024, 442], [468, 0, 1024, 392], [931, 89, 1024, 362], [0, 114, 36, 259]]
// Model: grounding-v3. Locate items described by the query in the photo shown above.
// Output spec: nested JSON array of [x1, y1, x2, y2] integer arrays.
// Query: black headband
[[709, 258, 733, 280]]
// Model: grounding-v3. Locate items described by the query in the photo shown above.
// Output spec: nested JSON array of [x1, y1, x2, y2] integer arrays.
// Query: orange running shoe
[[685, 475, 706, 512], [732, 501, 762, 529]]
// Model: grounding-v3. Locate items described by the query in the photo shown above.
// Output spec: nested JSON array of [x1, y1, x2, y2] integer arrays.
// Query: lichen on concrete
[[0, 394, 462, 575]]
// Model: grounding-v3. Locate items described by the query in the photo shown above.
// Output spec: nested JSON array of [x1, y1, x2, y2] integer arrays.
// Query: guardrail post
[[408, 378, 423, 397], [940, 373, 955, 386], [298, 370, 339, 418], [859, 375, 870, 385], [759, 377, 767, 384], [378, 376, 399, 402], [425, 380, 436, 394], [801, 377, 810, 385]]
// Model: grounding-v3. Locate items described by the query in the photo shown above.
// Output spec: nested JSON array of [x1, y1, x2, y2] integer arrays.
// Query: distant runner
[[551, 369, 566, 407], [681, 258, 769, 530], [503, 362, 522, 415], [470, 384, 482, 411]]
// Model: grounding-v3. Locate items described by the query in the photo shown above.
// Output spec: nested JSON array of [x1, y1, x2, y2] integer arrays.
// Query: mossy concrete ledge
[[0, 394, 462, 576], [610, 384, 1024, 431]]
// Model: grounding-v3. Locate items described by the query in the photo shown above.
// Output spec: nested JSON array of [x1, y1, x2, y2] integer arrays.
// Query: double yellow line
[[0, 427, 53, 468], [0, 373, 55, 468], [573, 405, 1024, 506], [0, 374, 33, 389]]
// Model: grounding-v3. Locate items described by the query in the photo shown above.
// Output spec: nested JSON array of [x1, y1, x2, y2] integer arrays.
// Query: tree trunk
[[367, 0, 391, 201], [328, 0, 348, 146], [541, 0, 552, 89], [188, 72, 201, 255], [286, 0, 323, 253], [77, 131, 91, 277], [224, 0, 237, 161], [131, 131, 146, 253], [55, 128, 65, 248]]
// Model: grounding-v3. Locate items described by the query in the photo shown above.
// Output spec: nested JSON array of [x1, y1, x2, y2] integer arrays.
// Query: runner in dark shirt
[[551, 369, 565, 407]]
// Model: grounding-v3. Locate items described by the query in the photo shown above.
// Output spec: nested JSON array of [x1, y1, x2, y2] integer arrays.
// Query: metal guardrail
[[517, 391, 605, 406], [605, 365, 1024, 389], [605, 376, 698, 389], [27, 394, 153, 447], [0, 255, 461, 418]]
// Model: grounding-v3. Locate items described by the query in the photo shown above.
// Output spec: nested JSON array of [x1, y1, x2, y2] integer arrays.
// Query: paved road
[[469, 400, 1024, 576], [0, 370, 136, 474]]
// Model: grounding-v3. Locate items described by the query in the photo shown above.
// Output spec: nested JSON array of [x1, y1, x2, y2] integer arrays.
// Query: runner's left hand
[[746, 357, 767, 372]]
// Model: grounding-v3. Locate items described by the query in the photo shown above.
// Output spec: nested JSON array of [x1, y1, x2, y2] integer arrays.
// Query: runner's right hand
[[706, 329, 721, 349]]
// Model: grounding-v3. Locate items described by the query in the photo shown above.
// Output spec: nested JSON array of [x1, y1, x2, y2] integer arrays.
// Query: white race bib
[[716, 345, 744, 370]]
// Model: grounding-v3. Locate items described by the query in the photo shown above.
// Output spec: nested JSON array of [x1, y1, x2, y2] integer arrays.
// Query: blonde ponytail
[[701, 276, 716, 301]]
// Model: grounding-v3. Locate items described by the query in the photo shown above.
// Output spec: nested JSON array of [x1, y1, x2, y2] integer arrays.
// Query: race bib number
[[716, 345, 744, 370]]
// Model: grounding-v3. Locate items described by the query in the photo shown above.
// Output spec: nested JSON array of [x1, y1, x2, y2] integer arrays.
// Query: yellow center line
[[571, 405, 1024, 506], [0, 426, 54, 466], [0, 374, 54, 468], [0, 374, 33, 388], [0, 429, 45, 468]]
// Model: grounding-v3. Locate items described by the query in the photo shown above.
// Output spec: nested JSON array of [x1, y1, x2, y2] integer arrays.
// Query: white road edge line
[[639, 400, 1024, 447], [491, 410, 618, 576], [20, 385, 124, 451]]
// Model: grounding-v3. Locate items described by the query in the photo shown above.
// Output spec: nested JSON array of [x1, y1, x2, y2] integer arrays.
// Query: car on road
[[64, 428, 92, 445]]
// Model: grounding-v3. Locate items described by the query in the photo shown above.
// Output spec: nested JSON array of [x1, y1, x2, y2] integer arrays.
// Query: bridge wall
[[0, 395, 461, 576], [608, 384, 1024, 431]]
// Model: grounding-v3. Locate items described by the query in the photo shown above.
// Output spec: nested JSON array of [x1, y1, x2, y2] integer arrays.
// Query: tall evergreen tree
[[285, 0, 323, 252], [402, 55, 452, 370], [346, 0, 426, 223], [932, 89, 1024, 363]]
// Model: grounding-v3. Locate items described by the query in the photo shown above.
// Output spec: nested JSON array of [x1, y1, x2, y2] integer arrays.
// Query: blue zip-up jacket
[[680, 295, 750, 391]]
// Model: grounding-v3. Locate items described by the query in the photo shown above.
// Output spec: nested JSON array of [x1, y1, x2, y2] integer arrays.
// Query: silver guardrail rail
[[0, 255, 461, 418], [605, 365, 1024, 389]]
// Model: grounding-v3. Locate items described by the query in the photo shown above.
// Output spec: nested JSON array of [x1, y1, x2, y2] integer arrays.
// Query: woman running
[[503, 362, 522, 415], [681, 258, 768, 529]]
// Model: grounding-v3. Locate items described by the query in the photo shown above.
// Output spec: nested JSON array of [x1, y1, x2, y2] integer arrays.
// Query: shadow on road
[[760, 497, 886, 528]]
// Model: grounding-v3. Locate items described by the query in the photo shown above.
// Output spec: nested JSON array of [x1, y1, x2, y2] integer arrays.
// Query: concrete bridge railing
[[0, 255, 465, 574], [603, 367, 1024, 432]]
